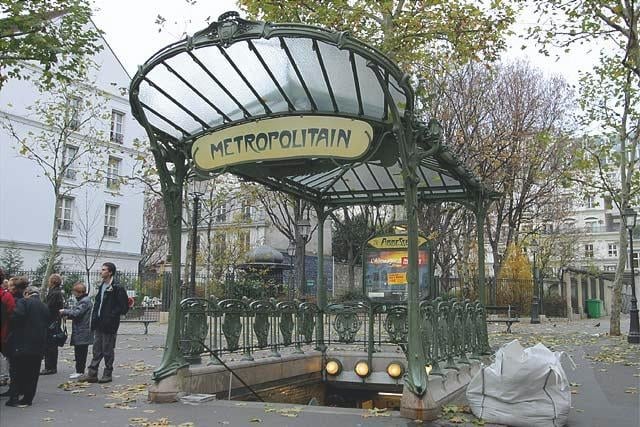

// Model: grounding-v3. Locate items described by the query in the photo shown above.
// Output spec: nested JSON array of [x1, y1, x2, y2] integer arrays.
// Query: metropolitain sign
[[192, 116, 373, 170]]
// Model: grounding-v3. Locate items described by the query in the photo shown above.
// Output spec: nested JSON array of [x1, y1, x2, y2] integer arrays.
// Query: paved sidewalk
[[0, 317, 638, 426]]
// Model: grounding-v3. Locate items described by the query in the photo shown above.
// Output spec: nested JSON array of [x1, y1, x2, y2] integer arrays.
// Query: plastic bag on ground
[[466, 339, 572, 427]]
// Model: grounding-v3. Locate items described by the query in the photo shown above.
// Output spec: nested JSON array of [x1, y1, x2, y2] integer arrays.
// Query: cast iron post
[[190, 193, 200, 298], [624, 207, 639, 344], [476, 201, 486, 305], [369, 66, 429, 398], [315, 207, 327, 352], [530, 240, 540, 324]]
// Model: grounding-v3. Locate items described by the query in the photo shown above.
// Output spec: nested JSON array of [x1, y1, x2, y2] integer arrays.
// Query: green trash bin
[[586, 299, 602, 318]]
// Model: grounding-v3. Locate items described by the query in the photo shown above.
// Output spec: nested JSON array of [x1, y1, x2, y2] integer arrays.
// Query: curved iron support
[[368, 64, 427, 397]]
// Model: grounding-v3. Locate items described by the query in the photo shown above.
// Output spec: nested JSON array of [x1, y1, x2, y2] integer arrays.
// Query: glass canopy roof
[[130, 12, 494, 206]]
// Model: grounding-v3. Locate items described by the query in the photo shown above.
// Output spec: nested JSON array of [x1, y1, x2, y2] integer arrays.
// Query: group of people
[[0, 262, 130, 407]]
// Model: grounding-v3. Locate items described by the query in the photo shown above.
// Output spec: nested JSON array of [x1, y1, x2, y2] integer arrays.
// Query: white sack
[[466, 339, 572, 427]]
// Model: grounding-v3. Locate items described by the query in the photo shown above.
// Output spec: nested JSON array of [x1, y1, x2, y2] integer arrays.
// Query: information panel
[[363, 234, 430, 301]]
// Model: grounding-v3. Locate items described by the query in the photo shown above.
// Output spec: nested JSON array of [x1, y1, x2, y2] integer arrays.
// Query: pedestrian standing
[[59, 283, 93, 379], [41, 274, 64, 375], [5, 284, 49, 407], [80, 262, 128, 384], [0, 269, 14, 387], [0, 277, 23, 398]]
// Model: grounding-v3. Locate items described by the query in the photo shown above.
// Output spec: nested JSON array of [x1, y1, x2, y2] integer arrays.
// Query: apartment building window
[[110, 110, 125, 143], [584, 244, 594, 258], [585, 218, 598, 233], [607, 243, 618, 257], [63, 145, 78, 180], [214, 233, 226, 254], [106, 156, 121, 190], [237, 231, 250, 252], [604, 265, 617, 272], [241, 201, 252, 221], [215, 205, 226, 223], [631, 252, 639, 269], [104, 204, 119, 238], [584, 196, 596, 209], [69, 97, 81, 130], [57, 197, 74, 232]]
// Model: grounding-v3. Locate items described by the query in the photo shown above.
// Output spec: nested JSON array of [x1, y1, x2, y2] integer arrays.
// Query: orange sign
[[388, 272, 407, 285]]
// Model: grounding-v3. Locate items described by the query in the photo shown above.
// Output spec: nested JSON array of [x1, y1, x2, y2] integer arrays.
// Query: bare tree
[[71, 188, 105, 293], [427, 61, 577, 279], [139, 193, 168, 277], [252, 188, 317, 296], [331, 205, 389, 292]]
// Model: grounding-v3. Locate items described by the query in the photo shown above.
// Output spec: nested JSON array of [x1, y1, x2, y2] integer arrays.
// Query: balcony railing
[[110, 132, 124, 144], [578, 225, 640, 236]]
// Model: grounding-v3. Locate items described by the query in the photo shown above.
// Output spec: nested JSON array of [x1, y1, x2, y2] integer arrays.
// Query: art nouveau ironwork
[[130, 11, 497, 396]]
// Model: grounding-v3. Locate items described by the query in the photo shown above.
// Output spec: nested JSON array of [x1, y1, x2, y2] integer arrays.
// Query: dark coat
[[91, 281, 128, 334], [45, 285, 64, 323], [61, 295, 93, 345], [7, 294, 50, 357]]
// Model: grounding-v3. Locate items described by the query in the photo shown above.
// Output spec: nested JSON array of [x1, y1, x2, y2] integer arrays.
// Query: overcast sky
[[91, 0, 598, 86]]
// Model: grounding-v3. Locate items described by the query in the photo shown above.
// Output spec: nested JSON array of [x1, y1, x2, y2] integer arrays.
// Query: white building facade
[[0, 29, 145, 272], [569, 194, 639, 272]]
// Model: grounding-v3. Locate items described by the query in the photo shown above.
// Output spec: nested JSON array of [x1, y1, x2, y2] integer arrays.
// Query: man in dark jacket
[[80, 262, 128, 384], [5, 284, 49, 407], [41, 274, 64, 375]]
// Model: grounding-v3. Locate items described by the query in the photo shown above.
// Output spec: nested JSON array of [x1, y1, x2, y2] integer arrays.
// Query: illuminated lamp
[[386, 362, 404, 379], [325, 359, 342, 376], [354, 360, 371, 378]]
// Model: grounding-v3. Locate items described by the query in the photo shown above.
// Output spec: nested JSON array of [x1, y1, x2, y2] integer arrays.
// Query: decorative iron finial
[[218, 11, 240, 22]]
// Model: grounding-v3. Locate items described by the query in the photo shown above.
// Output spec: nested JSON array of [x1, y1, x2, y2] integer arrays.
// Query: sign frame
[[362, 233, 433, 301], [191, 115, 373, 171]]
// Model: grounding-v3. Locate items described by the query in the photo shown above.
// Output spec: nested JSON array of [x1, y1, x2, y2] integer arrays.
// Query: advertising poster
[[363, 236, 430, 300]]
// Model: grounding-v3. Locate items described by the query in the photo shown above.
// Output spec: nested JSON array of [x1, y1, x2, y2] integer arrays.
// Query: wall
[[332, 262, 363, 298]]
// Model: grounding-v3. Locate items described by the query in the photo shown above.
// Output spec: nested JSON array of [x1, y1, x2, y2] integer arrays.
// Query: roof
[[130, 12, 497, 207]]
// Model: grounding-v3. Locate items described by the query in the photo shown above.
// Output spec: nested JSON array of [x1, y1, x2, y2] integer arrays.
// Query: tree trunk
[[86, 268, 92, 295], [347, 243, 355, 291], [610, 221, 628, 336], [42, 192, 62, 295]]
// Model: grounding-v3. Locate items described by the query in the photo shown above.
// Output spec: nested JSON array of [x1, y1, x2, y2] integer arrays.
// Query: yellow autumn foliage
[[496, 242, 534, 312]]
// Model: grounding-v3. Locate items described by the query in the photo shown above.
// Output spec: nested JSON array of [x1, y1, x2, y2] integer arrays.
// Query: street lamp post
[[188, 178, 207, 298], [287, 240, 296, 300], [530, 239, 540, 324], [622, 207, 639, 344], [296, 218, 310, 297]]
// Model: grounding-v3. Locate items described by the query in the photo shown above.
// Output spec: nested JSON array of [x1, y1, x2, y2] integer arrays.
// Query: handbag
[[49, 320, 68, 347]]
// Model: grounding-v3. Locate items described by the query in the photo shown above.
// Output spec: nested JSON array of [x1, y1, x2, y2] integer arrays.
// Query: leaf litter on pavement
[[263, 404, 304, 418], [128, 417, 195, 427]]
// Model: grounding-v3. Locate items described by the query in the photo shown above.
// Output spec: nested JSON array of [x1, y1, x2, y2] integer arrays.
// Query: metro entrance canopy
[[130, 11, 496, 399], [130, 11, 493, 206]]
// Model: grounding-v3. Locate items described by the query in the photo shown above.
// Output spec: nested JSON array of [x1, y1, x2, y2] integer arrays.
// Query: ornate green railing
[[179, 296, 490, 370]]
